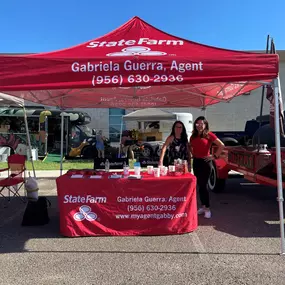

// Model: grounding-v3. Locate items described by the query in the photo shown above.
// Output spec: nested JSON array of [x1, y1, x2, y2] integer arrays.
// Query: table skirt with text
[[56, 173, 198, 237]]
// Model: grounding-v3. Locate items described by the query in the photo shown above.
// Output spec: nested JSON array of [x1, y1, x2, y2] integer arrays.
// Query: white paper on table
[[70, 174, 84, 178], [109, 174, 122, 179], [90, 175, 102, 179]]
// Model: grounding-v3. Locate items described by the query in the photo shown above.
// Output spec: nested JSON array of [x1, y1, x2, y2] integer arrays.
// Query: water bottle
[[123, 161, 129, 177], [183, 160, 188, 174], [134, 161, 141, 176], [105, 159, 110, 172]]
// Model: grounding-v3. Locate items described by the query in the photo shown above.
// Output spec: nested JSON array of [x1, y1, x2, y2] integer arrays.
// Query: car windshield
[[77, 125, 93, 137]]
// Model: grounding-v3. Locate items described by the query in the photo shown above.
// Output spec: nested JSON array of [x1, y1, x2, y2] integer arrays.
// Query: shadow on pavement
[[0, 177, 284, 254], [198, 178, 284, 238], [0, 196, 60, 253]]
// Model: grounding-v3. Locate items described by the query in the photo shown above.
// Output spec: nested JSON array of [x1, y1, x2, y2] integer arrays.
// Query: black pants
[[193, 158, 212, 208]]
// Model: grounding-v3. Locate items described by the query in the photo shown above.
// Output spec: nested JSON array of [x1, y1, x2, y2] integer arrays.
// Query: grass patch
[[0, 160, 94, 171]]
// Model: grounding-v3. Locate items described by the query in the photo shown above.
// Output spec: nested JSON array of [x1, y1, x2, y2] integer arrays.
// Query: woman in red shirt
[[189, 116, 224, 219]]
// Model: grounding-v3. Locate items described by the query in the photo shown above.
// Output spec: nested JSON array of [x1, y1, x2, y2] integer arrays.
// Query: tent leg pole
[[65, 117, 69, 155], [273, 77, 285, 255], [23, 107, 36, 178], [44, 117, 48, 155], [60, 114, 64, 176], [258, 36, 271, 148], [118, 121, 123, 158], [258, 35, 270, 126]]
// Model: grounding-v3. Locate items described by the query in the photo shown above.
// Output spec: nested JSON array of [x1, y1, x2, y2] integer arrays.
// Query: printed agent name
[[71, 60, 203, 73], [117, 196, 187, 203]]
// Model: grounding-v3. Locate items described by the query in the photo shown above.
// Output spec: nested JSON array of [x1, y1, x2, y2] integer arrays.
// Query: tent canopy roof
[[123, 108, 177, 121], [0, 16, 278, 109]]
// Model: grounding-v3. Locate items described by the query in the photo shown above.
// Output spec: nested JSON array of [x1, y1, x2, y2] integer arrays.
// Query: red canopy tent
[[0, 16, 279, 109], [0, 16, 284, 255]]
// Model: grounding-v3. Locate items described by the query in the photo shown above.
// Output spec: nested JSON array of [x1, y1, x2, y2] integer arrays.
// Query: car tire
[[207, 163, 226, 193], [81, 146, 97, 159], [141, 145, 153, 158], [155, 146, 161, 157], [221, 137, 240, 146]]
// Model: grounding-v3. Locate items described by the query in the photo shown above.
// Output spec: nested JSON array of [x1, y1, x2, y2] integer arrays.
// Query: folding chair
[[0, 154, 26, 204]]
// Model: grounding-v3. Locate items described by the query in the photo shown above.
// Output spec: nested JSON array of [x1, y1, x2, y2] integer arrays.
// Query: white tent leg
[[60, 114, 64, 176], [23, 107, 36, 178], [118, 121, 123, 158], [44, 117, 48, 155], [273, 77, 285, 255], [65, 116, 69, 155]]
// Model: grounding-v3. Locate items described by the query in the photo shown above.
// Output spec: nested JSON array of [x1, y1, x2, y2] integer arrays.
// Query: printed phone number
[[92, 74, 183, 86], [127, 204, 177, 212]]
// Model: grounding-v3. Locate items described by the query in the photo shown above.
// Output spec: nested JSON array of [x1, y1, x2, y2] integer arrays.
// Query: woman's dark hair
[[192, 116, 210, 138], [170, 121, 188, 143]]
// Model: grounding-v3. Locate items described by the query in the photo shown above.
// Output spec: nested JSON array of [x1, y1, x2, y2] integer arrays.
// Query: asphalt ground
[[0, 178, 285, 285]]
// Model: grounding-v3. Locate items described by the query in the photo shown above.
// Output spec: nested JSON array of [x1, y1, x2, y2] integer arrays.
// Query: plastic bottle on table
[[123, 161, 129, 177], [174, 159, 178, 173], [105, 159, 110, 172], [134, 161, 141, 176], [183, 160, 188, 174]]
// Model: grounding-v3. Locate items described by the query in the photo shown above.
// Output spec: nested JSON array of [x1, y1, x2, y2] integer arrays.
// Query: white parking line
[[190, 232, 210, 261]]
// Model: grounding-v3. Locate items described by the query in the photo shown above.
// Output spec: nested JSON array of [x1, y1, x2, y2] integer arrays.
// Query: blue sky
[[1, 0, 284, 53]]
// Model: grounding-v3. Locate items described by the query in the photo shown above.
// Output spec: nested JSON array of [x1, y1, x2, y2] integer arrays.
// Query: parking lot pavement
[[0, 178, 285, 285]]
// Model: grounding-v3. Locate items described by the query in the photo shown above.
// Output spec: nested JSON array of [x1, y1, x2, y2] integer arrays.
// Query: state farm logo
[[86, 38, 183, 48], [73, 205, 97, 222], [106, 46, 167, 57]]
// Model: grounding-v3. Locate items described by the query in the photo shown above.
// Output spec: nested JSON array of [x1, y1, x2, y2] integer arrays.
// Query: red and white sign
[[0, 16, 278, 109], [56, 173, 198, 237]]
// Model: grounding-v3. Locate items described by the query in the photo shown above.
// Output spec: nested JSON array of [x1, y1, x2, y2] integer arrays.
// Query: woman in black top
[[159, 121, 189, 166]]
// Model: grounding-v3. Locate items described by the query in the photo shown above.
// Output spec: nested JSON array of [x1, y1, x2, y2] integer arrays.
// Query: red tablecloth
[[56, 172, 198, 237]]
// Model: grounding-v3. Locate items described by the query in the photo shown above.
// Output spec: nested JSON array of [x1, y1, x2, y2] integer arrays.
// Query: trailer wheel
[[221, 137, 239, 146], [155, 146, 161, 157], [208, 164, 226, 193]]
